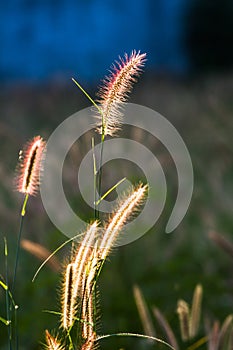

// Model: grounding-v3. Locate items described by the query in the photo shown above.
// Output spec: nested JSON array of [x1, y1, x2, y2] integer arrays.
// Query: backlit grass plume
[[13, 135, 46, 288], [99, 183, 148, 259], [8, 135, 46, 349], [96, 50, 146, 136], [58, 184, 147, 349], [61, 222, 99, 330], [15, 135, 46, 197]]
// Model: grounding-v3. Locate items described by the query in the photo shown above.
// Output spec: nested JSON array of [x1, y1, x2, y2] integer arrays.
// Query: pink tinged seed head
[[15, 136, 46, 196], [96, 50, 146, 136]]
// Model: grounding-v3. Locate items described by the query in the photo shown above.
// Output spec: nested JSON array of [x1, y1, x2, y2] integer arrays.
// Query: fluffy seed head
[[96, 50, 146, 136], [61, 263, 75, 329], [99, 184, 148, 259], [81, 244, 99, 340], [61, 222, 99, 330], [189, 284, 203, 339], [177, 300, 190, 341], [15, 135, 46, 196]]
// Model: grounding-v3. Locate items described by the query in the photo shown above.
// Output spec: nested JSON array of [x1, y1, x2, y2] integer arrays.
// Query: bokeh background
[[0, 0, 233, 349]]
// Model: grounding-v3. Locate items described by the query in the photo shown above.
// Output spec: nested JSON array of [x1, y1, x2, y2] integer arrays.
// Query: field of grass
[[0, 72, 233, 349]]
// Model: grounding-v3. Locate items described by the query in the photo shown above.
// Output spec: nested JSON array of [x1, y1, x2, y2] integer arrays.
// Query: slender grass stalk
[[11, 205, 27, 350], [4, 238, 12, 350], [187, 337, 208, 350], [96, 134, 105, 219], [32, 231, 88, 283], [91, 137, 97, 219], [12, 207, 25, 294], [72, 77, 105, 220], [10, 195, 28, 350]]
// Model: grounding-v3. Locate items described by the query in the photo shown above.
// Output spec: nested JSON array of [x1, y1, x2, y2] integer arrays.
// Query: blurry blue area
[[0, 0, 189, 83]]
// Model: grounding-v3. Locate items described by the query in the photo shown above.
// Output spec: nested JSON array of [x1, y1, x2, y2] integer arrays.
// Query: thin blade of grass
[[95, 177, 126, 206], [72, 78, 102, 115], [32, 231, 87, 282], [0, 316, 10, 326], [4, 237, 12, 350], [97, 332, 176, 350], [21, 239, 61, 272], [187, 336, 208, 350]]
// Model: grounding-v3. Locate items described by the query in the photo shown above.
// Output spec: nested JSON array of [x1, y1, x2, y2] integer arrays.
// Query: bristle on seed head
[[15, 136, 46, 196], [96, 50, 146, 136], [45, 330, 64, 350], [81, 333, 96, 350]]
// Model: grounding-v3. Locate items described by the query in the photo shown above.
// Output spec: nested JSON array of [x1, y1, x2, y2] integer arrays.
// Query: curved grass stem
[[97, 332, 177, 350]]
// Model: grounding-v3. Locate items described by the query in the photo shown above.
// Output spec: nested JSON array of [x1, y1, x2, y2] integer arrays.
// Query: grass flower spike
[[15, 135, 46, 196], [61, 263, 75, 330], [61, 222, 99, 329], [99, 184, 148, 259], [96, 50, 146, 136]]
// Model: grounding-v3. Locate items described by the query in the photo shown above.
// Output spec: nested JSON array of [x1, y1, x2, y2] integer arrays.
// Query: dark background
[[0, 0, 233, 349]]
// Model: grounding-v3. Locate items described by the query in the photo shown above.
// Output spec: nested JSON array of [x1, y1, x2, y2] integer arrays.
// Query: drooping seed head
[[96, 50, 146, 136], [15, 135, 46, 196]]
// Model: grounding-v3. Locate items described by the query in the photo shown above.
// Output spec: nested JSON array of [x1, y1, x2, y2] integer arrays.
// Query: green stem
[[12, 215, 24, 295], [71, 78, 102, 115], [92, 137, 97, 220], [4, 238, 12, 350], [20, 193, 29, 217], [96, 134, 105, 219], [11, 214, 24, 350], [11, 193, 29, 350], [95, 177, 126, 206]]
